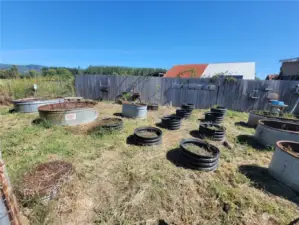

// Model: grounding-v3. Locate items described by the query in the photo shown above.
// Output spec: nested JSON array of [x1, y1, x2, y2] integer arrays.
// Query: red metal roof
[[164, 64, 208, 78]]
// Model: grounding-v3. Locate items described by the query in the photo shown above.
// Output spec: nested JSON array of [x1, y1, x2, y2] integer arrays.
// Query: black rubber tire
[[211, 106, 227, 116], [204, 112, 224, 124], [199, 123, 225, 141], [161, 116, 182, 130], [90, 118, 123, 133], [180, 155, 218, 168], [176, 109, 192, 119], [199, 123, 226, 134], [147, 104, 159, 111], [133, 126, 163, 146], [179, 151, 219, 171], [101, 118, 123, 129], [182, 103, 195, 111], [180, 148, 219, 164], [180, 139, 220, 163]]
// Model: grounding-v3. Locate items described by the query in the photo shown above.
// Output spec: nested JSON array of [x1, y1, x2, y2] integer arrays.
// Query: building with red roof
[[165, 62, 255, 80]]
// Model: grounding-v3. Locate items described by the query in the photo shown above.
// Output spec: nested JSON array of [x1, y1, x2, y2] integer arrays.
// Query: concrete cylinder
[[269, 141, 299, 192], [254, 120, 299, 147], [122, 102, 147, 119]]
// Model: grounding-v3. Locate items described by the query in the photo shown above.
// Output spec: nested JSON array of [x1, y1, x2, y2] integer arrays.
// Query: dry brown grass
[[0, 102, 298, 225]]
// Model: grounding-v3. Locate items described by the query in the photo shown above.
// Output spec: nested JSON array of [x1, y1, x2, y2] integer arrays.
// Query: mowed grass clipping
[[0, 102, 298, 225]]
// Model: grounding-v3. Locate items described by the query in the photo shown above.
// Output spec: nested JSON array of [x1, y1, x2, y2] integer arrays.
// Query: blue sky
[[1, 1, 298, 78]]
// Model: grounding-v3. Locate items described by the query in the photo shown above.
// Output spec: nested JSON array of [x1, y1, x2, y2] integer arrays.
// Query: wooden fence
[[75, 75, 299, 113]]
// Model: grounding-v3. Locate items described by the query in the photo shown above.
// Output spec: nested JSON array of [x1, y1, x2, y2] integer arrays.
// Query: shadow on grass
[[32, 118, 52, 129], [155, 123, 165, 129], [235, 121, 253, 128], [9, 108, 16, 114], [166, 148, 196, 171], [126, 135, 136, 145], [113, 113, 124, 117], [158, 219, 169, 225], [239, 165, 299, 205], [166, 148, 184, 167], [189, 130, 204, 139], [289, 218, 299, 225], [236, 135, 269, 151], [32, 118, 44, 125]]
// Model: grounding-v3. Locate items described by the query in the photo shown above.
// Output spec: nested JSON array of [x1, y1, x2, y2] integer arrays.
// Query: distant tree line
[[0, 65, 20, 79], [0, 65, 167, 79], [84, 66, 166, 76]]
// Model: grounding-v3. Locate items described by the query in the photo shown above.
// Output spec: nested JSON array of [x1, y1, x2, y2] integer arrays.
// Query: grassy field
[[0, 78, 74, 101], [0, 102, 298, 225]]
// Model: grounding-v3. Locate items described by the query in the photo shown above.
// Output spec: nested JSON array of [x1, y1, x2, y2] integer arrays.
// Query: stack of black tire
[[100, 118, 123, 131], [179, 139, 220, 171], [147, 104, 159, 111], [133, 127, 163, 146], [176, 103, 195, 119], [204, 106, 227, 124], [161, 116, 182, 130], [88, 118, 123, 135], [199, 123, 226, 141]]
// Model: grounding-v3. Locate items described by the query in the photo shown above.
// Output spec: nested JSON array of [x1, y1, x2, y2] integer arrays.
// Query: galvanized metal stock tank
[[247, 110, 299, 127], [122, 102, 147, 119], [254, 119, 299, 147], [38, 102, 98, 126], [12, 98, 64, 113], [269, 141, 299, 192]]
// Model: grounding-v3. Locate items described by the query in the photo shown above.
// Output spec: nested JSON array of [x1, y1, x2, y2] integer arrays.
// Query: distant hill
[[0, 63, 46, 74]]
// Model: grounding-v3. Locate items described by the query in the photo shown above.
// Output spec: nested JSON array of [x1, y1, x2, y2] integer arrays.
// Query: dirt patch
[[39, 101, 97, 112], [182, 143, 214, 156], [12, 98, 44, 103], [262, 120, 299, 132], [137, 130, 159, 138], [123, 101, 147, 107], [19, 161, 74, 199], [279, 142, 299, 158], [253, 110, 296, 120]]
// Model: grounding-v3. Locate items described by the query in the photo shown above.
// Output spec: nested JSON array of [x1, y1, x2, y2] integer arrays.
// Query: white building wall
[[201, 62, 255, 80]]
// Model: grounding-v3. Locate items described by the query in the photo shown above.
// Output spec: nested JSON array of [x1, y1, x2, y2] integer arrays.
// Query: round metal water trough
[[12, 98, 64, 113], [269, 141, 299, 192], [38, 102, 98, 126], [247, 110, 299, 127], [122, 102, 147, 119], [254, 119, 299, 147]]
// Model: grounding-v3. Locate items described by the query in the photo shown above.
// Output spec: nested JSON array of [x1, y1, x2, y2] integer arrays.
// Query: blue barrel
[[122, 102, 147, 119], [270, 100, 284, 106]]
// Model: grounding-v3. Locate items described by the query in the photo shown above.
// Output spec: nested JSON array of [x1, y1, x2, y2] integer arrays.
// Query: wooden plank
[[74, 75, 299, 113]]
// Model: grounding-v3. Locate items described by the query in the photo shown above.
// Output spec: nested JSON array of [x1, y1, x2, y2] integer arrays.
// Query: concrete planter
[[12, 98, 64, 113], [122, 102, 147, 119], [254, 119, 299, 147], [247, 110, 299, 127], [269, 141, 299, 193], [38, 102, 98, 126]]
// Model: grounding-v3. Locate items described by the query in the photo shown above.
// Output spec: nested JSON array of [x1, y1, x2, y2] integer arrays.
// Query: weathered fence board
[[75, 75, 299, 113]]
